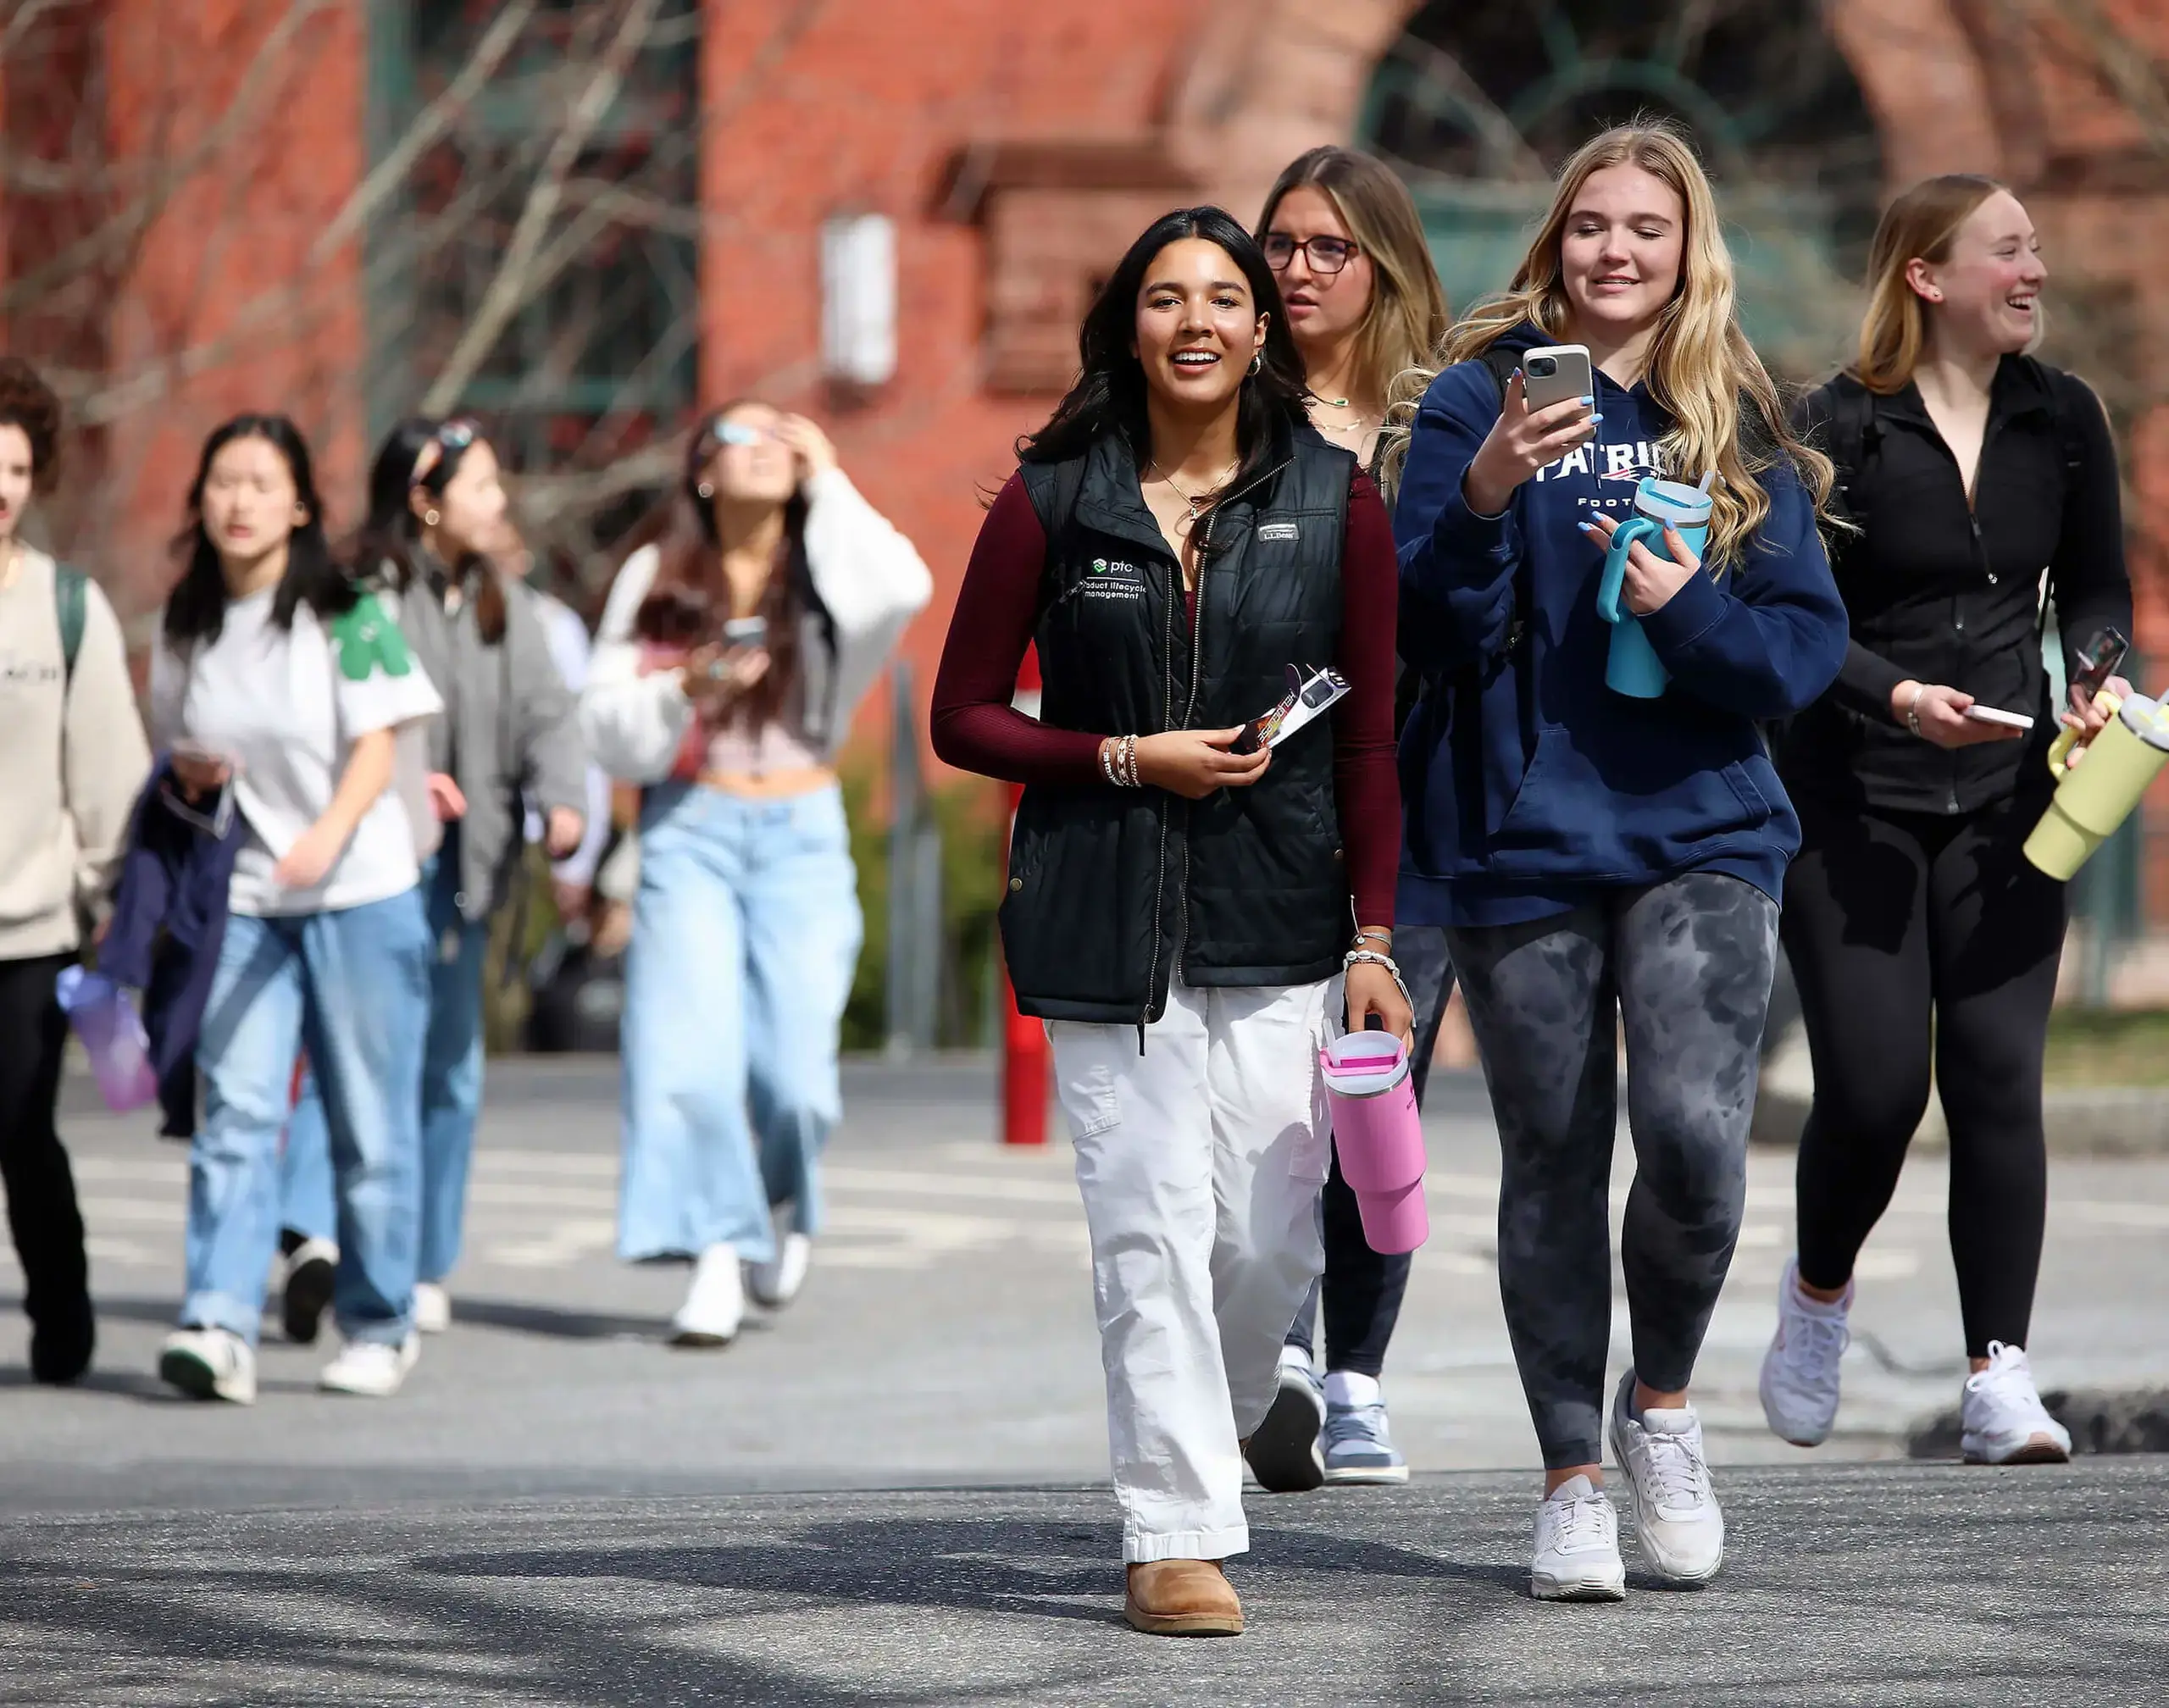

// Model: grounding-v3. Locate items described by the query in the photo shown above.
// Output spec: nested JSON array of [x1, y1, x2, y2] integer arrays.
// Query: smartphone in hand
[[1522, 345, 1595, 416], [1962, 705, 2033, 730]]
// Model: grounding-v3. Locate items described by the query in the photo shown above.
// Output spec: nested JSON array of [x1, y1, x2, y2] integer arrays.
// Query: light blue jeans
[[279, 834, 490, 1283], [185, 889, 430, 1345], [619, 782, 863, 1265]]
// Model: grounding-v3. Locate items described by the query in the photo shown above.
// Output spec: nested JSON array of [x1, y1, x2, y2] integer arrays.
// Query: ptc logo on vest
[[1084, 557, 1143, 602]]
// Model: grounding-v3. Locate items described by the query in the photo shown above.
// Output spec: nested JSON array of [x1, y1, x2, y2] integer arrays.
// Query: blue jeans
[[279, 836, 490, 1283], [186, 890, 430, 1345], [619, 783, 862, 1265]]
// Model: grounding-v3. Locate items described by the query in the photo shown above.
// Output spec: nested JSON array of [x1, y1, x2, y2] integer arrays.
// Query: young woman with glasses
[[582, 403, 929, 1347], [275, 416, 588, 1344], [1244, 147, 1452, 1494], [932, 206, 1408, 1638]]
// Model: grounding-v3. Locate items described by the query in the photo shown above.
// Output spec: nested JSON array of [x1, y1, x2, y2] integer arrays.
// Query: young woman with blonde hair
[[1391, 119, 1847, 1598], [1245, 145, 1451, 1493], [1761, 176, 2130, 1467]]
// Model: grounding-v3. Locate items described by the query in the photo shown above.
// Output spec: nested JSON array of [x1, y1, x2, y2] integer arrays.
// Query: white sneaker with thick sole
[[319, 1334, 420, 1397], [1530, 1473, 1627, 1601], [158, 1327, 257, 1405], [746, 1233, 812, 1311], [1961, 1341, 2072, 1465], [413, 1282, 452, 1335], [1760, 1256, 1851, 1447], [670, 1243, 745, 1347], [1607, 1370, 1724, 1585]]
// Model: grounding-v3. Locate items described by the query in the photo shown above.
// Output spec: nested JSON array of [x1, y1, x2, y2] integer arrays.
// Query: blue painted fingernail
[[1579, 395, 1595, 406], [1591, 413, 1604, 423]]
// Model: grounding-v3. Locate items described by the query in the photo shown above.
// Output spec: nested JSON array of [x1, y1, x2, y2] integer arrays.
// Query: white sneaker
[[1961, 1341, 2072, 1465], [1530, 1474, 1626, 1601], [413, 1282, 452, 1335], [746, 1233, 812, 1311], [1607, 1370, 1725, 1585], [1760, 1257, 1851, 1446], [319, 1334, 420, 1397], [158, 1327, 257, 1405], [670, 1243, 744, 1347]]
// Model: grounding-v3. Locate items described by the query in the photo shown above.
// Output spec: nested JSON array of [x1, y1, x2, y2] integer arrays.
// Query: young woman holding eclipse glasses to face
[[582, 402, 930, 1350]]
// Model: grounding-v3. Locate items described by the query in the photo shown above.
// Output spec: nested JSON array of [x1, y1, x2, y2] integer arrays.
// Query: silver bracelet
[[1906, 684, 1927, 738], [1343, 947, 1412, 1009]]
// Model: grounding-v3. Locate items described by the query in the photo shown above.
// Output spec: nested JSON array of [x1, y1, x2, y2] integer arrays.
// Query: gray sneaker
[[1323, 1400, 1410, 1484], [1244, 1346, 1326, 1492]]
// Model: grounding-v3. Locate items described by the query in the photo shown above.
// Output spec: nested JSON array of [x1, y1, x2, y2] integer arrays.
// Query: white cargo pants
[[1050, 974, 1337, 1563]]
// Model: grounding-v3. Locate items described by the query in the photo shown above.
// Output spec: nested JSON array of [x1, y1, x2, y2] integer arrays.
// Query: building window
[[366, 1, 701, 557], [1363, 0, 1883, 374]]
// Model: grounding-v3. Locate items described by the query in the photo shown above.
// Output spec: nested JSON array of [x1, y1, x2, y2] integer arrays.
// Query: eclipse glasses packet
[[1232, 663, 1351, 755]]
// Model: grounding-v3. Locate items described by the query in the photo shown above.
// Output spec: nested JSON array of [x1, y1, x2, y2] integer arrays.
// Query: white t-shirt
[[149, 587, 443, 917]]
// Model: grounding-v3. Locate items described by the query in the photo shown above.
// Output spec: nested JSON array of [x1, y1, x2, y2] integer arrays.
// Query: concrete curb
[[1906, 1388, 2169, 1459], [1750, 1084, 2169, 1156], [1750, 1021, 2169, 1156]]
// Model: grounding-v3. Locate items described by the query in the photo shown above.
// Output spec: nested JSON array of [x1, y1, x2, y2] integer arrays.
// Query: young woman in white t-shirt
[[148, 414, 443, 1405]]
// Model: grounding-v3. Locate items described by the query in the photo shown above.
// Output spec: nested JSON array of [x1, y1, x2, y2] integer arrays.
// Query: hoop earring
[[1248, 352, 1263, 377], [424, 508, 440, 528], [696, 481, 714, 500]]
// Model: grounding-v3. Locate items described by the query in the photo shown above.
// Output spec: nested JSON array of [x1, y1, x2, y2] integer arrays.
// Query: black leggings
[[1783, 791, 2066, 1356], [0, 954, 88, 1333], [1285, 926, 1456, 1378]]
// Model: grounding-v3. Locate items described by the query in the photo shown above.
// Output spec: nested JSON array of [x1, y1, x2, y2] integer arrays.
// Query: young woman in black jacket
[[1765, 175, 2132, 1465]]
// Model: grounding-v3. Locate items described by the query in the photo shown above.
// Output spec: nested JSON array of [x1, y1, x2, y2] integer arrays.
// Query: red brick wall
[[94, 0, 368, 618]]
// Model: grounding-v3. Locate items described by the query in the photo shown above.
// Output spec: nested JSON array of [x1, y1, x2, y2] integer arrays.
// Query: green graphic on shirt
[[330, 594, 413, 681]]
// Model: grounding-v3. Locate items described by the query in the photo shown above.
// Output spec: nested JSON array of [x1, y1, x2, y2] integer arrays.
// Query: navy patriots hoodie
[[1394, 324, 1847, 927]]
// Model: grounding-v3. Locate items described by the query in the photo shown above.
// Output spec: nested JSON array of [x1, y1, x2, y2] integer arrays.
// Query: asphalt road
[[3, 1056, 2166, 1703]]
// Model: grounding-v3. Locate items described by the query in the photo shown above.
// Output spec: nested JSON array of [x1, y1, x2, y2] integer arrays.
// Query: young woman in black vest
[[933, 205, 1407, 1639], [1763, 176, 2131, 1466]]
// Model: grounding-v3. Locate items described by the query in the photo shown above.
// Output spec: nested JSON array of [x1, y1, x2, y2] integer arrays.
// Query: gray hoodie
[[386, 560, 587, 920]]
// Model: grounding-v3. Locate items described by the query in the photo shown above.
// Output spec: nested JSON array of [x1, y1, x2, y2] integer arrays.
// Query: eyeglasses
[[1262, 232, 1360, 276], [411, 418, 480, 490], [435, 418, 479, 453]]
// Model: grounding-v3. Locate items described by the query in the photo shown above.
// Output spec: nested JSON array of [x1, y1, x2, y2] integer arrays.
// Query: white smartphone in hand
[[1964, 704, 2034, 731], [1521, 345, 1594, 416]]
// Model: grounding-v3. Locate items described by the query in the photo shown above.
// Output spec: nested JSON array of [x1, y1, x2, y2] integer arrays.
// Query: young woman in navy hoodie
[[1390, 121, 1847, 1601]]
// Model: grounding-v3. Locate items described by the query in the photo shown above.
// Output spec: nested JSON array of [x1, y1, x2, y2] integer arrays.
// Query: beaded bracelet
[[1343, 946, 1412, 1009]]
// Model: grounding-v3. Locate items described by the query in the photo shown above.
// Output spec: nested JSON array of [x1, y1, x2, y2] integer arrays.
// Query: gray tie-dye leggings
[[1447, 873, 1779, 1468]]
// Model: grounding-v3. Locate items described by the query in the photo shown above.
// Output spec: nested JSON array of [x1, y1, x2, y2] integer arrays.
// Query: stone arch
[[1171, 0, 2007, 210]]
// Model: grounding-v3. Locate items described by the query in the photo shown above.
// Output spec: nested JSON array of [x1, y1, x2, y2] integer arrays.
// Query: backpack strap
[[1820, 383, 1879, 525], [53, 563, 87, 696], [1477, 343, 1520, 407]]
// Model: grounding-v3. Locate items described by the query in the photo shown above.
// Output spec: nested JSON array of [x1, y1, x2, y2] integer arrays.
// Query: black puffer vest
[[1001, 422, 1355, 1025]]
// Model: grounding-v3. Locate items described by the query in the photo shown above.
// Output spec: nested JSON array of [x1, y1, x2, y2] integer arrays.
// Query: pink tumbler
[[54, 967, 158, 1112], [1319, 1031, 1428, 1254]]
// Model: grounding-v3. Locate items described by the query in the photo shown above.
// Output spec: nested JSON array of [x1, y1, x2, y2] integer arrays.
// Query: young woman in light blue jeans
[[148, 414, 441, 1404], [274, 418, 585, 1344], [583, 402, 929, 1346]]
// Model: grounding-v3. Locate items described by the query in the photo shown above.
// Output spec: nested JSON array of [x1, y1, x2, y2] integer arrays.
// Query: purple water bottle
[[54, 967, 159, 1112]]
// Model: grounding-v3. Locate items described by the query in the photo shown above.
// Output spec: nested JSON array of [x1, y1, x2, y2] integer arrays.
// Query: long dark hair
[[620, 402, 822, 728], [1019, 206, 1311, 501], [162, 414, 356, 647], [353, 414, 508, 643]]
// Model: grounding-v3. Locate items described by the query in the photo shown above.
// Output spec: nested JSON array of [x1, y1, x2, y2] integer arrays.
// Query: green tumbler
[[2023, 693, 2169, 880]]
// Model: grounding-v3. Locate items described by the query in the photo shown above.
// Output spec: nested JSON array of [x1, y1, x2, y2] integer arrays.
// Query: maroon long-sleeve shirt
[[931, 469, 1401, 927]]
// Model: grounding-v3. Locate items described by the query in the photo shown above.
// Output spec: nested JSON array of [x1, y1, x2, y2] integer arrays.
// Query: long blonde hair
[[1855, 174, 2005, 395], [1256, 147, 1451, 458], [1381, 119, 1833, 568]]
